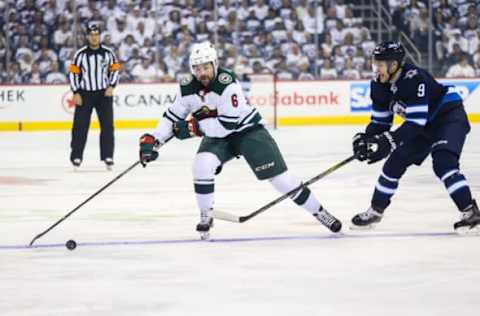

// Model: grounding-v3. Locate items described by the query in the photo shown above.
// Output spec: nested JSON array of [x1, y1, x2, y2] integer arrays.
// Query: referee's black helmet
[[86, 22, 100, 35]]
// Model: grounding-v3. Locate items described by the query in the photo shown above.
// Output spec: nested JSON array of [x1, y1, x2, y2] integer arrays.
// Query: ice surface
[[1, 126, 479, 316]]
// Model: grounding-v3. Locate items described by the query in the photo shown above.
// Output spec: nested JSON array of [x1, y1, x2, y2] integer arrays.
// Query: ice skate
[[104, 158, 114, 171], [196, 209, 214, 240], [313, 207, 342, 233], [454, 200, 480, 235], [72, 158, 82, 172], [350, 206, 383, 230]]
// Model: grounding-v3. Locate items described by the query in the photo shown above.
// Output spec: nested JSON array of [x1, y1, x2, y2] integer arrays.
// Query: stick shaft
[[29, 160, 141, 246], [211, 155, 356, 223]]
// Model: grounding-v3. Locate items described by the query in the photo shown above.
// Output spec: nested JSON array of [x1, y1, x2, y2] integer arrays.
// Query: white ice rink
[[1, 126, 479, 316]]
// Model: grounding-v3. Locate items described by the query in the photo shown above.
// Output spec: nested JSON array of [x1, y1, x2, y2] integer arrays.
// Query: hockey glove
[[139, 133, 159, 167], [352, 132, 370, 161], [365, 132, 397, 164], [173, 118, 203, 140]]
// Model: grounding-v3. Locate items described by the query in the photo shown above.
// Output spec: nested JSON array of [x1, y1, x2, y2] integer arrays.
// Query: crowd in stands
[[0, 0, 479, 85], [388, 0, 480, 77]]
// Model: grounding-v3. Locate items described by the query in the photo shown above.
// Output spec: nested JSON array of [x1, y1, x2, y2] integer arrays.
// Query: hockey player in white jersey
[[139, 42, 342, 239]]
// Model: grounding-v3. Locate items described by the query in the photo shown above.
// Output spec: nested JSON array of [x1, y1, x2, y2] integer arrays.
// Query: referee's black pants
[[70, 90, 114, 162]]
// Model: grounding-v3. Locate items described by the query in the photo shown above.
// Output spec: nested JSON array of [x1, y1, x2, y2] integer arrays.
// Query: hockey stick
[[29, 160, 142, 246], [212, 155, 357, 223], [29, 136, 173, 247]]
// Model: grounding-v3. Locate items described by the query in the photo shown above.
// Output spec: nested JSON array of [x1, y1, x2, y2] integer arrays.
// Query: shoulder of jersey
[[210, 67, 237, 95], [100, 44, 114, 52], [398, 64, 424, 87], [401, 64, 424, 81], [76, 45, 88, 54], [179, 74, 202, 96]]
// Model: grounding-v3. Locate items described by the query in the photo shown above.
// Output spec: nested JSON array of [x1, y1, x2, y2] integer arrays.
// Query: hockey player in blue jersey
[[351, 41, 479, 233]]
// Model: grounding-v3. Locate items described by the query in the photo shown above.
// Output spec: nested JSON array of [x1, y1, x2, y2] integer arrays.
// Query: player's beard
[[199, 75, 212, 86]]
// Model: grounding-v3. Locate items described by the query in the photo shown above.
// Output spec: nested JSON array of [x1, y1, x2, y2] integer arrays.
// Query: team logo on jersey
[[180, 74, 193, 86], [218, 72, 232, 84], [405, 69, 418, 79]]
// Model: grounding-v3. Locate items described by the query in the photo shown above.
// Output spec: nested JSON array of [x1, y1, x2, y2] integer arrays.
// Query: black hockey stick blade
[[28, 160, 142, 246], [212, 155, 357, 223]]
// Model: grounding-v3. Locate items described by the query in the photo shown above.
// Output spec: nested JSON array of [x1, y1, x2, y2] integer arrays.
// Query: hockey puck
[[66, 239, 77, 250]]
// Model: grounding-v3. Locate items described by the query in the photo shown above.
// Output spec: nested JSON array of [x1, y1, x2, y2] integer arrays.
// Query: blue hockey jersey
[[366, 63, 463, 144]]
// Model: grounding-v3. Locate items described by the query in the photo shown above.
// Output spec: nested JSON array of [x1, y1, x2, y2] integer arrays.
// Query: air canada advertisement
[[0, 80, 478, 123]]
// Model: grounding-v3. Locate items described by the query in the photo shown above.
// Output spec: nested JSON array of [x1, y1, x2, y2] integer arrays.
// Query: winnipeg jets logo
[[405, 69, 418, 79], [390, 101, 407, 119]]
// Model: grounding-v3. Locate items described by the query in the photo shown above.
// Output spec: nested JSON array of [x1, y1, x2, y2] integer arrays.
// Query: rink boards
[[0, 79, 479, 131]]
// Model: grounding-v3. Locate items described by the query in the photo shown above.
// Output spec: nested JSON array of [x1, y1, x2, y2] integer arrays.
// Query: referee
[[68, 22, 120, 170]]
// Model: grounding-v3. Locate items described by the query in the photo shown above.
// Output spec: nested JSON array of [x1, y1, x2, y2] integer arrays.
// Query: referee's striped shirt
[[68, 45, 120, 93]]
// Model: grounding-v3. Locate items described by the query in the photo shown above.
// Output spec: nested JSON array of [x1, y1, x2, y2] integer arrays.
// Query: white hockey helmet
[[189, 41, 218, 76]]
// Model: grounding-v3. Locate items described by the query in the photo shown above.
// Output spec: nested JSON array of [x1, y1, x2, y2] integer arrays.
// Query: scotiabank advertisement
[[350, 79, 480, 113], [0, 79, 479, 130]]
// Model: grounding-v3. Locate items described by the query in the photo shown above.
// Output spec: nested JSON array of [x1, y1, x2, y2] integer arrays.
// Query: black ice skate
[[313, 207, 342, 233], [72, 158, 82, 172], [454, 200, 480, 234], [196, 209, 214, 240], [351, 206, 383, 230], [104, 158, 114, 171]]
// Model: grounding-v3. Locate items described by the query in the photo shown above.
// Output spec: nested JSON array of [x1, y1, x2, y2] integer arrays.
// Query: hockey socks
[[269, 171, 321, 214]]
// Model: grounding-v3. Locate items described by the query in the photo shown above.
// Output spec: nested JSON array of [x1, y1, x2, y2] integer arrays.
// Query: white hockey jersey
[[153, 68, 263, 143]]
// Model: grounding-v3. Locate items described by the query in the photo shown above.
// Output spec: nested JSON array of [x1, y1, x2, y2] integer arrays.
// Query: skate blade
[[349, 223, 377, 231], [106, 165, 113, 171], [199, 232, 210, 240], [455, 225, 480, 236]]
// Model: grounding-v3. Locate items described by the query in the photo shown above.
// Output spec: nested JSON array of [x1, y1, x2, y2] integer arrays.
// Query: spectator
[[252, 0, 269, 21], [319, 58, 338, 79], [321, 33, 334, 57], [302, 4, 324, 35], [446, 54, 475, 78], [252, 60, 269, 74], [45, 61, 67, 83], [119, 34, 139, 62], [126, 6, 144, 33], [447, 29, 468, 54], [54, 21, 73, 48], [444, 43, 468, 72], [342, 58, 361, 80], [15, 35, 34, 61], [7, 62, 24, 83], [37, 50, 54, 76], [276, 60, 294, 80], [131, 58, 157, 83], [297, 59, 314, 80], [110, 18, 129, 46], [18, 53, 33, 74], [0, 63, 8, 83]]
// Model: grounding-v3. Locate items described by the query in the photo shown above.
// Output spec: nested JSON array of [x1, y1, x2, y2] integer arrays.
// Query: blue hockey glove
[[173, 118, 203, 140], [366, 132, 397, 164], [139, 133, 159, 167], [352, 132, 369, 161]]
